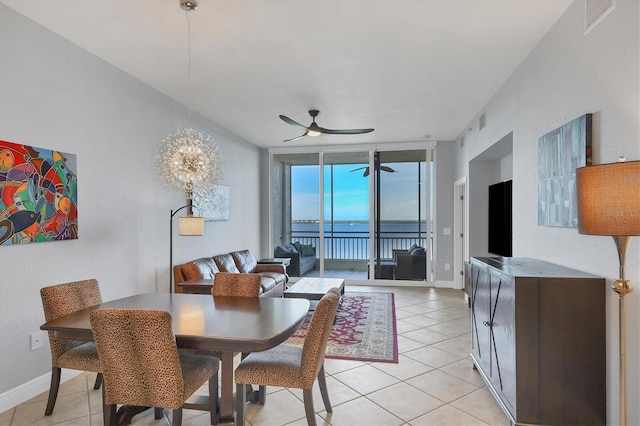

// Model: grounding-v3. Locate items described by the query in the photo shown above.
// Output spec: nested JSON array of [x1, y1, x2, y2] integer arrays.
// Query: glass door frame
[[269, 141, 436, 284]]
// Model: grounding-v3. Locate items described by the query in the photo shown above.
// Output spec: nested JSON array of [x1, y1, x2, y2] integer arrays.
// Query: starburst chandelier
[[156, 128, 223, 200]]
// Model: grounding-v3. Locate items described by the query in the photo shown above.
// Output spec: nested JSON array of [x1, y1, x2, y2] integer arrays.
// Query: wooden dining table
[[40, 292, 310, 423]]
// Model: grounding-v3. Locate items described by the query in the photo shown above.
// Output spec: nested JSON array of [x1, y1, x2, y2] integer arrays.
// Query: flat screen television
[[488, 180, 512, 257]]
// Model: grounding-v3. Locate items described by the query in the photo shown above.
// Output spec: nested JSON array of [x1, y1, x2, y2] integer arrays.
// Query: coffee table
[[284, 277, 345, 309]]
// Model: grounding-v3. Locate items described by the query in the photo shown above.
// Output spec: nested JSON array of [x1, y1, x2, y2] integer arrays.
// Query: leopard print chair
[[211, 272, 261, 297], [90, 309, 219, 426], [234, 287, 341, 426], [40, 279, 103, 416]]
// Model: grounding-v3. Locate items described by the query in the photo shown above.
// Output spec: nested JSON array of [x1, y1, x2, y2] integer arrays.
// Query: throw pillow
[[292, 242, 303, 253], [285, 244, 297, 253], [301, 244, 315, 256]]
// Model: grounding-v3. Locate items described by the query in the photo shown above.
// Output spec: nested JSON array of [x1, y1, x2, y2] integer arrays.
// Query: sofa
[[394, 244, 427, 280], [274, 242, 317, 277], [173, 249, 287, 297]]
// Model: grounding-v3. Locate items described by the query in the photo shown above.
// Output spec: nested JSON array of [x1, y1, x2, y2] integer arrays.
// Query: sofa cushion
[[231, 249, 257, 274], [213, 253, 240, 273], [300, 244, 315, 256], [259, 275, 278, 293], [183, 257, 219, 280], [292, 242, 303, 253]]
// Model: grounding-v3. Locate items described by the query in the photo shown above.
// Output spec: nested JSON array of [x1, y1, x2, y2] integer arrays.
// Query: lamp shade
[[178, 216, 205, 236], [576, 160, 640, 236]]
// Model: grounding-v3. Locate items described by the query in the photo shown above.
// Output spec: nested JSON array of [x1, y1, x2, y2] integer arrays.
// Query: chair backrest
[[300, 288, 341, 387], [89, 309, 186, 409], [40, 279, 102, 360], [212, 272, 261, 297]]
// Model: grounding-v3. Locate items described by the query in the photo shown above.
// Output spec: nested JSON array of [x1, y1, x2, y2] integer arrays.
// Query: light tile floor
[[0, 286, 510, 426]]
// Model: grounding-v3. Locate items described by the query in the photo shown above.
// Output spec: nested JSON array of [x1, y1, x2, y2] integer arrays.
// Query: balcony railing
[[291, 231, 431, 260]]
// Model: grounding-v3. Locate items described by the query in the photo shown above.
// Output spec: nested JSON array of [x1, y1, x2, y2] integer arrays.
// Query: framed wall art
[[0, 139, 78, 245], [193, 184, 230, 221], [537, 113, 592, 228]]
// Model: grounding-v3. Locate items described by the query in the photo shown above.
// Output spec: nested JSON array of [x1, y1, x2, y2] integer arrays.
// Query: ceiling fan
[[279, 109, 374, 142], [349, 165, 397, 177]]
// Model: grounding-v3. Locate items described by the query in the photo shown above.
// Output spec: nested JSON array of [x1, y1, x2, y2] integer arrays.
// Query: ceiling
[[2, 0, 572, 148]]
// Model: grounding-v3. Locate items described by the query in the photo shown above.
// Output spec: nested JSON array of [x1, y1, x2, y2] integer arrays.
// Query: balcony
[[290, 229, 432, 281]]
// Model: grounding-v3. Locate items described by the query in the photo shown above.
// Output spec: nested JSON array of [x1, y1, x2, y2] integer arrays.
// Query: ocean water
[[291, 220, 430, 259], [293, 220, 428, 236]]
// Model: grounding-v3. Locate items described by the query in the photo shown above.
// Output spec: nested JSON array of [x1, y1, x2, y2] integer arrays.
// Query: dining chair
[[211, 272, 261, 297], [234, 287, 341, 426], [40, 279, 103, 416], [89, 309, 219, 426], [181, 272, 261, 366]]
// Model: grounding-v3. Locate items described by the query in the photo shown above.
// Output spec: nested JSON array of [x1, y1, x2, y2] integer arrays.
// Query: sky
[[291, 162, 428, 221]]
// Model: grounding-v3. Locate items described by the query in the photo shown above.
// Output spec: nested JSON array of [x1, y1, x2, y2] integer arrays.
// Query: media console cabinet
[[469, 257, 606, 425]]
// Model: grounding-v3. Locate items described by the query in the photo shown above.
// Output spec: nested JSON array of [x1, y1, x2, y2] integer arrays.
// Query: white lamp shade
[[178, 216, 205, 236]]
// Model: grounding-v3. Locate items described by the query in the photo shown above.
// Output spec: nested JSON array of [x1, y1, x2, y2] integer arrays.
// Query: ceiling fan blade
[[380, 165, 397, 173], [349, 166, 367, 172], [317, 127, 375, 135], [363, 168, 370, 177], [279, 115, 309, 129], [283, 132, 308, 143]]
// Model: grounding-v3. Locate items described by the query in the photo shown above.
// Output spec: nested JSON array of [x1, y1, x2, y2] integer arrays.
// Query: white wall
[[0, 4, 263, 400], [454, 1, 639, 425], [435, 141, 455, 282]]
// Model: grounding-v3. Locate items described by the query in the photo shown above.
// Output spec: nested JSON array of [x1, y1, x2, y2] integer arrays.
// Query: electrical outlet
[[30, 331, 43, 351], [444, 263, 451, 271]]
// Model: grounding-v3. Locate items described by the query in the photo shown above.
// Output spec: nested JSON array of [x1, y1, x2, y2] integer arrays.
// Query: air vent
[[585, 0, 615, 34], [479, 113, 486, 131]]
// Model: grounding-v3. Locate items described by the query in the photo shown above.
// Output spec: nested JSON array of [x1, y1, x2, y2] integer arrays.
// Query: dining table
[[40, 292, 310, 423]]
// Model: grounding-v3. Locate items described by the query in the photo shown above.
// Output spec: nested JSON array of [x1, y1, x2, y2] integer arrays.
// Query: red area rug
[[286, 292, 398, 363]]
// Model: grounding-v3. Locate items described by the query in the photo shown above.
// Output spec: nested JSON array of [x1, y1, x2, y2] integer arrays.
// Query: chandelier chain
[[185, 10, 192, 123]]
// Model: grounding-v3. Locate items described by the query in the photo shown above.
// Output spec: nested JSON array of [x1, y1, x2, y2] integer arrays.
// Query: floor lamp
[[576, 158, 640, 426], [169, 198, 204, 293]]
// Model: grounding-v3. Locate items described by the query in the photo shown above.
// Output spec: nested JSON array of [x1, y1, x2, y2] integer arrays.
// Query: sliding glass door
[[375, 149, 431, 281], [272, 152, 320, 277], [270, 145, 434, 283], [323, 151, 370, 277]]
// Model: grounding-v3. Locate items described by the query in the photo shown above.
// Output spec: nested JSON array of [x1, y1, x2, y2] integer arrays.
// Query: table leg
[[219, 351, 235, 423]]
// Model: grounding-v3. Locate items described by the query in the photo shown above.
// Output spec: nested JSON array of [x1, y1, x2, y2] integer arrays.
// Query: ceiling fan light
[[307, 130, 321, 137]]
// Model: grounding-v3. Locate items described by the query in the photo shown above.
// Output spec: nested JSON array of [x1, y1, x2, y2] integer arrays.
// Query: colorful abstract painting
[[0, 140, 78, 245], [537, 114, 592, 227]]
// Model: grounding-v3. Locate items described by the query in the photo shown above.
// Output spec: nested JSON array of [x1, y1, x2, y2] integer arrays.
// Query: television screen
[[488, 180, 512, 257]]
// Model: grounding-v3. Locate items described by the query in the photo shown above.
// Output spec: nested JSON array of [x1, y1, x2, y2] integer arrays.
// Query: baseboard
[[434, 280, 456, 288], [0, 369, 82, 414], [346, 280, 456, 288]]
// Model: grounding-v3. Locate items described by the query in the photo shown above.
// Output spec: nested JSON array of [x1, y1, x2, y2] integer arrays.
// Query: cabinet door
[[489, 270, 516, 413], [470, 262, 491, 371]]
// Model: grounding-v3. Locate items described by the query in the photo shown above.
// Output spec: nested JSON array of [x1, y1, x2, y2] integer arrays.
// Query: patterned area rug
[[286, 292, 398, 363]]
